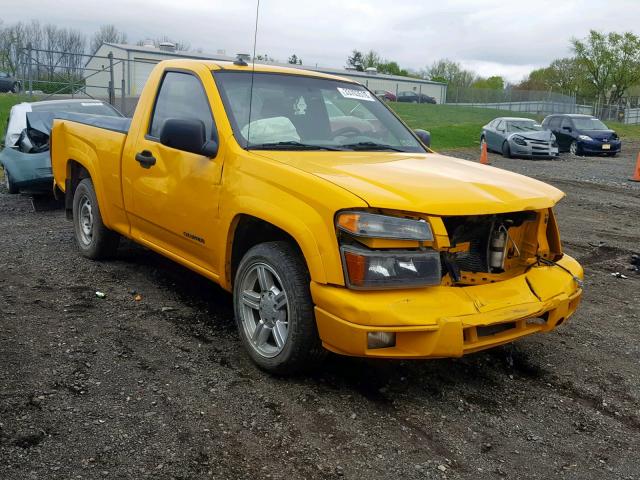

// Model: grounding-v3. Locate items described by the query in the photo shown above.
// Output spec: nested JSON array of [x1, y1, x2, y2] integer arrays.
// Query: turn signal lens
[[337, 211, 433, 241]]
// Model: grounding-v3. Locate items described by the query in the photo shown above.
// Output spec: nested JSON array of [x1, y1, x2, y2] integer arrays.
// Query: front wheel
[[72, 178, 120, 259], [569, 141, 582, 156], [501, 141, 512, 158], [11, 82, 20, 94], [4, 170, 19, 194], [234, 241, 325, 374]]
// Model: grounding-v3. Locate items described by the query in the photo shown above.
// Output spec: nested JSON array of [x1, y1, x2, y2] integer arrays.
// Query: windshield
[[31, 101, 122, 117], [507, 120, 541, 132], [213, 71, 425, 152], [571, 117, 608, 130]]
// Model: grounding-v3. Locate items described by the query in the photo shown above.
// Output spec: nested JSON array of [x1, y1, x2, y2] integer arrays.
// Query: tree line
[[422, 30, 640, 106], [0, 20, 191, 90]]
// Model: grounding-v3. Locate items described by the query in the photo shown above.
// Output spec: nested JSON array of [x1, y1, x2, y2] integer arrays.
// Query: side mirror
[[414, 129, 431, 148], [160, 118, 218, 158], [562, 126, 572, 132]]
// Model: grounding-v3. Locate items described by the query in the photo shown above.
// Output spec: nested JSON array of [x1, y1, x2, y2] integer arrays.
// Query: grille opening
[[476, 322, 516, 337], [442, 212, 537, 277]]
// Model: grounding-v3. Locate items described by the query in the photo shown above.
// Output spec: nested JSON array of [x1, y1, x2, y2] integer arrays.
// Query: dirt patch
[[1, 148, 639, 479]]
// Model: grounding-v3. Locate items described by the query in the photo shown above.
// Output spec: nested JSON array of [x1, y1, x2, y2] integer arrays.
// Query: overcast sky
[[2, 0, 640, 82]]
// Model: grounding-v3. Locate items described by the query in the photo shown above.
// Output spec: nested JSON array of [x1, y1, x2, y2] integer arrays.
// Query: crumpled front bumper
[[311, 255, 583, 358], [0, 148, 52, 191], [509, 139, 559, 159]]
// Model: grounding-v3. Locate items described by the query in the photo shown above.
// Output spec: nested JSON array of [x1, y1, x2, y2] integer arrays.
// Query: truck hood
[[255, 151, 564, 215]]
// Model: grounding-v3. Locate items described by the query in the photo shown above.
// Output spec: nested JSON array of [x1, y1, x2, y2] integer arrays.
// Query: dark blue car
[[541, 114, 621, 157], [1, 99, 123, 194]]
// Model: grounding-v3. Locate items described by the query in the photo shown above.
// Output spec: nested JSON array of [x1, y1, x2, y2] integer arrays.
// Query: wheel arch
[[63, 158, 112, 228], [223, 211, 327, 291]]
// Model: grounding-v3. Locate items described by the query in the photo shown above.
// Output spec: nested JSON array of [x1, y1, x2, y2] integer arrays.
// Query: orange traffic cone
[[480, 141, 489, 165], [630, 152, 640, 182]]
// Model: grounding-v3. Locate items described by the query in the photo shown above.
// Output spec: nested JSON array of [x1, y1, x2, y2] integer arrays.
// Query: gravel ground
[[0, 145, 639, 480]]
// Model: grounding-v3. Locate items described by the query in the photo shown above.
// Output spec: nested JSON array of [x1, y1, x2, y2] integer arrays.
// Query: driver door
[[122, 70, 224, 274]]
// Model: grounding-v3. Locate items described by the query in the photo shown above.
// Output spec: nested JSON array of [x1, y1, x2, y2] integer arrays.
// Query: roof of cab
[[158, 58, 358, 84]]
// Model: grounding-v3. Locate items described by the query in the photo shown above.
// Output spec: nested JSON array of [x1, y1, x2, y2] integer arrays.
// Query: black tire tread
[[234, 241, 325, 375], [72, 178, 119, 259], [502, 141, 511, 158], [4, 170, 19, 194]]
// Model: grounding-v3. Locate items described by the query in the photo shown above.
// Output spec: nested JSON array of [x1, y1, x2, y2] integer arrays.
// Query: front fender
[[221, 196, 333, 290]]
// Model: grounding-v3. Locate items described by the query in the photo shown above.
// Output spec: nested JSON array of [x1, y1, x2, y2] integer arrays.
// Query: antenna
[[246, 0, 260, 148]]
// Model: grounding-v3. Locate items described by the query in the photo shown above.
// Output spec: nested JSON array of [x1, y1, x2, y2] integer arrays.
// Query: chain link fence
[[16, 46, 144, 116]]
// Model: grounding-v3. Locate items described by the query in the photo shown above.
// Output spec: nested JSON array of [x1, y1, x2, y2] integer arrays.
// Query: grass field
[[2, 93, 640, 151], [389, 103, 541, 149]]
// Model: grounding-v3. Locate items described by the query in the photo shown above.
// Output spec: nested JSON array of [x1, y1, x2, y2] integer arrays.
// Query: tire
[[72, 178, 119, 259], [4, 169, 19, 194], [501, 141, 512, 158], [11, 82, 19, 94], [233, 241, 325, 375], [569, 140, 581, 156]]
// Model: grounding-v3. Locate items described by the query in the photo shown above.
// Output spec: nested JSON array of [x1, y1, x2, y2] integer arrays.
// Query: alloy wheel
[[238, 262, 290, 358], [570, 141, 578, 155]]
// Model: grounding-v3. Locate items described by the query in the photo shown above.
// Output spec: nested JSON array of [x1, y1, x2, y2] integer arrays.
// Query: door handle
[[135, 150, 156, 169]]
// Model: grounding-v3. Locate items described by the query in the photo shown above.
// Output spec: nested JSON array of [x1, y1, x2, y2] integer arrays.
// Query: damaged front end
[[312, 207, 582, 358], [335, 207, 567, 289], [437, 208, 564, 285], [0, 112, 55, 192]]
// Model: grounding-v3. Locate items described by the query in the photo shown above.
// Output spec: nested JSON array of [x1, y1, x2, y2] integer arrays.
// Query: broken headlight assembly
[[336, 211, 441, 289], [337, 211, 433, 241]]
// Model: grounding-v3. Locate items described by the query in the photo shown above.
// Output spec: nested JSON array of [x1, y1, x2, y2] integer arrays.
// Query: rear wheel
[[233, 241, 325, 374], [11, 82, 19, 94], [4, 169, 19, 194], [72, 178, 119, 259], [501, 141, 512, 158]]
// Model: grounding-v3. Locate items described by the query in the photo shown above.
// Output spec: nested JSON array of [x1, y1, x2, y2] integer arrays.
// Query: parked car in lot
[[50, 59, 582, 374], [481, 117, 558, 159], [542, 114, 621, 156], [373, 90, 396, 102], [0, 71, 21, 93], [1, 99, 123, 194], [397, 91, 436, 104]]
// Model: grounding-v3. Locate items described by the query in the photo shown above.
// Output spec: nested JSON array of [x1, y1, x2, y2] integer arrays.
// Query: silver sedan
[[481, 117, 559, 159]]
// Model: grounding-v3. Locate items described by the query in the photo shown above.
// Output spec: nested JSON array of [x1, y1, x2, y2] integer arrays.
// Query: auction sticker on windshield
[[337, 87, 375, 102]]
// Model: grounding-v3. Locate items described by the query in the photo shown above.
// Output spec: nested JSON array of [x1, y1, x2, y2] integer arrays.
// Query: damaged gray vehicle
[[481, 117, 559, 159], [1, 99, 123, 194]]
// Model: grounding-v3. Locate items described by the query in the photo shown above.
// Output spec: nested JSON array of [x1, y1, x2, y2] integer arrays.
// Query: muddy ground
[[0, 144, 639, 480]]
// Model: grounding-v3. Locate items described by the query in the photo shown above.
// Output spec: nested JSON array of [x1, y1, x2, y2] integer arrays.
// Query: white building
[[84, 42, 234, 97], [84, 42, 447, 103]]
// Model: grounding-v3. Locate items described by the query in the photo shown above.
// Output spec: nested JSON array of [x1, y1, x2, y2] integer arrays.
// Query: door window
[[149, 71, 216, 140], [495, 120, 505, 131], [560, 117, 573, 130], [548, 117, 561, 129]]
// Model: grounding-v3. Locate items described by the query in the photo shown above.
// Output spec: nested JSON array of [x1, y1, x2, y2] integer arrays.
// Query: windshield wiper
[[249, 141, 342, 151], [340, 141, 406, 152]]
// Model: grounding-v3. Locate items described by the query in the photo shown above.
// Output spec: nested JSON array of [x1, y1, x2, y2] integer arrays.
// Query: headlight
[[550, 134, 556, 141], [511, 135, 527, 146], [341, 245, 441, 289], [337, 211, 433, 241], [578, 135, 593, 141]]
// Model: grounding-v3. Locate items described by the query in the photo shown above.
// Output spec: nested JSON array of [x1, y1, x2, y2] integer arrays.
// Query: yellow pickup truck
[[51, 59, 583, 374]]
